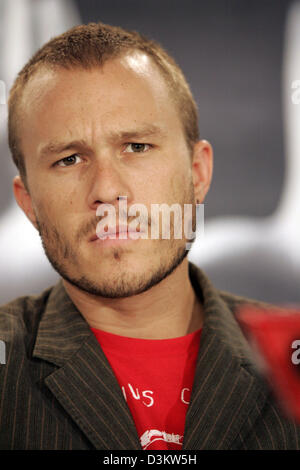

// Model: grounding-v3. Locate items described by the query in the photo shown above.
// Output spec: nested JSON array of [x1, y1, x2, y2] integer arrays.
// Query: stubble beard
[[35, 182, 196, 299]]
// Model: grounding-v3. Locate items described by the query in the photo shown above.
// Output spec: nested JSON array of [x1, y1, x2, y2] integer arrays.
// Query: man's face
[[15, 52, 211, 298]]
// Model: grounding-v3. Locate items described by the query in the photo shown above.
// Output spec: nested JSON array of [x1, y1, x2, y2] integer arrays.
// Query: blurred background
[[0, 0, 299, 304]]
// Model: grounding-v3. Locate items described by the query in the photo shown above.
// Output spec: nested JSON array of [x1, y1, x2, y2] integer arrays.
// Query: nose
[[87, 160, 133, 211]]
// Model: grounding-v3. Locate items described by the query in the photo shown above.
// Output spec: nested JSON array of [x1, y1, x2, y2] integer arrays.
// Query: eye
[[124, 143, 151, 153], [55, 154, 82, 167]]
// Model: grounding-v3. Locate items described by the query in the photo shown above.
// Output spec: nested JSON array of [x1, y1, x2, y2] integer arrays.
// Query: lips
[[89, 225, 143, 242]]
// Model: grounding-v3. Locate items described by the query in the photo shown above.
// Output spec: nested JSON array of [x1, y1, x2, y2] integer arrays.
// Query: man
[[0, 21, 299, 450]]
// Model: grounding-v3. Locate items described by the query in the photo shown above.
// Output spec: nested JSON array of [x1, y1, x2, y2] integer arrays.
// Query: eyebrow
[[38, 140, 88, 160], [38, 124, 167, 160]]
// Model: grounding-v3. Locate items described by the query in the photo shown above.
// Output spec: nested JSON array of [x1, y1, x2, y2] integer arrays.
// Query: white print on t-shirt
[[181, 388, 191, 404], [140, 429, 183, 450], [122, 383, 154, 407], [121, 383, 191, 407]]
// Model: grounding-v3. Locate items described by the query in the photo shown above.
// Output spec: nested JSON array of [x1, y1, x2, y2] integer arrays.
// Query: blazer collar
[[32, 263, 269, 450], [32, 280, 142, 450], [183, 263, 270, 449]]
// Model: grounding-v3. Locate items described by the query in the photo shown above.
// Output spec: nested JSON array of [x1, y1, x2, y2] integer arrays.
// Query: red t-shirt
[[91, 326, 201, 450]]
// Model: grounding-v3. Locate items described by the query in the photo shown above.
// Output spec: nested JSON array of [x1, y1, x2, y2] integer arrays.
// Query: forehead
[[18, 52, 183, 156], [20, 52, 175, 121]]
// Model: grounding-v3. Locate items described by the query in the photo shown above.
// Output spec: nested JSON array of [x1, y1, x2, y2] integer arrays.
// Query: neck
[[62, 258, 203, 339]]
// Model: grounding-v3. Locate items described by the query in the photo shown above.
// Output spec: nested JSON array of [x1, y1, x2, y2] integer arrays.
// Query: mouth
[[89, 225, 145, 243], [90, 231, 129, 241]]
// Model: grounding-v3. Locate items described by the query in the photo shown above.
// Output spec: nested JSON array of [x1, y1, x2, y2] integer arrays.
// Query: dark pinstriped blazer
[[0, 262, 300, 450]]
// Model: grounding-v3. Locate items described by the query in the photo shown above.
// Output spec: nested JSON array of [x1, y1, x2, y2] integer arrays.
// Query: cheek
[[159, 147, 191, 199], [145, 157, 184, 199], [32, 193, 64, 230], [168, 169, 190, 201], [32, 180, 76, 216]]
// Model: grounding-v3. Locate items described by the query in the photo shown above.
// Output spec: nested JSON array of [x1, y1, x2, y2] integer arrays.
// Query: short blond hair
[[8, 21, 199, 186]]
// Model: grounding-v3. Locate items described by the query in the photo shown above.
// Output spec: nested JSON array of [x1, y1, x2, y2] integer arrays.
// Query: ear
[[191, 139, 213, 203], [12, 175, 38, 229]]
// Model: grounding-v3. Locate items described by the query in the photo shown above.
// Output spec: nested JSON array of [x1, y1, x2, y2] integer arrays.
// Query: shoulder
[[0, 285, 54, 347], [218, 288, 280, 315], [217, 290, 300, 448], [189, 261, 277, 315]]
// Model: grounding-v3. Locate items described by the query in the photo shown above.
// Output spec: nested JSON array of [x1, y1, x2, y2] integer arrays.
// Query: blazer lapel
[[32, 280, 141, 450], [183, 264, 270, 450], [32, 263, 270, 450]]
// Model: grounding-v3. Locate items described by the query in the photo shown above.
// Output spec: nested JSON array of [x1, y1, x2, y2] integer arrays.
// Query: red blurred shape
[[237, 306, 300, 423]]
